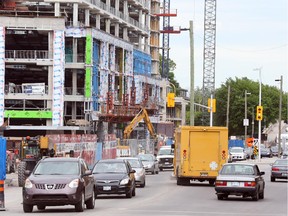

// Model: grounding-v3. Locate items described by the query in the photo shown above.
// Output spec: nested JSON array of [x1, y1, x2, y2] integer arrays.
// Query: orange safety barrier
[[0, 179, 5, 210]]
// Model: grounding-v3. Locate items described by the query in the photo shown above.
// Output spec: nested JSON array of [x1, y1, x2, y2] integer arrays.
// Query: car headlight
[[68, 179, 79, 188], [120, 178, 129, 185], [24, 179, 33, 189]]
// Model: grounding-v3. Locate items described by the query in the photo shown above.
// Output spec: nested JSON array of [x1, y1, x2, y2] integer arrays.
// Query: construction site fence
[[118, 139, 157, 157]]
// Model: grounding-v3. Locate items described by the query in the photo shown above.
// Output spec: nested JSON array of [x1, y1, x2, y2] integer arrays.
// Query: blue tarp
[[228, 140, 245, 149], [0, 137, 6, 180]]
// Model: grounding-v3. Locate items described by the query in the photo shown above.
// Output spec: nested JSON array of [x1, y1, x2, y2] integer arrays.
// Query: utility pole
[[244, 90, 251, 145], [275, 76, 283, 158], [254, 68, 262, 162], [226, 84, 230, 127], [189, 20, 195, 126]]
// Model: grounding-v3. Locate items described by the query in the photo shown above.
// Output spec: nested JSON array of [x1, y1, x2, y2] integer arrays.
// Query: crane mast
[[202, 0, 217, 125]]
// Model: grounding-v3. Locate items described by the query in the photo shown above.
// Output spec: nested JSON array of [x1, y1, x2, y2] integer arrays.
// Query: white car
[[228, 147, 246, 162]]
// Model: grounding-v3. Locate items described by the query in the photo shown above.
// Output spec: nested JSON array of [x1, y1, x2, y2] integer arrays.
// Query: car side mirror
[[260, 171, 265, 175], [131, 169, 136, 173]]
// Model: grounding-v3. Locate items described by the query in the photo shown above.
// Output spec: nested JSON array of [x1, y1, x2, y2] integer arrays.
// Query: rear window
[[34, 161, 79, 175], [220, 164, 255, 175]]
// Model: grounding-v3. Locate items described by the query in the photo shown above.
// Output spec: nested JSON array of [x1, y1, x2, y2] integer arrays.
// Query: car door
[[127, 162, 136, 187], [81, 160, 93, 199], [254, 165, 265, 191]]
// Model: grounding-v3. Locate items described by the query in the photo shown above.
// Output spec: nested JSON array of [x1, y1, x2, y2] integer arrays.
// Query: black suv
[[22, 157, 95, 212]]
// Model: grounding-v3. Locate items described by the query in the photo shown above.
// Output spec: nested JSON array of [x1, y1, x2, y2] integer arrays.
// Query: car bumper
[[22, 188, 82, 206], [215, 186, 257, 196], [159, 163, 173, 169], [95, 184, 132, 195], [144, 166, 154, 173], [271, 172, 288, 179], [134, 175, 145, 185]]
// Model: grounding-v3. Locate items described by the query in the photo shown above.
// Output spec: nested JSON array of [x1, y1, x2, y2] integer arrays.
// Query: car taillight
[[215, 181, 227, 186], [272, 167, 279, 171], [244, 181, 256, 187]]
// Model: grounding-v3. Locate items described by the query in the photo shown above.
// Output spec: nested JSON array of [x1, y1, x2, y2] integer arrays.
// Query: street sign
[[243, 119, 249, 126]]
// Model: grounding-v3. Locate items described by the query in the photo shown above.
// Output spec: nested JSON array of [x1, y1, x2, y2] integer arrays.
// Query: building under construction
[[0, 0, 190, 143]]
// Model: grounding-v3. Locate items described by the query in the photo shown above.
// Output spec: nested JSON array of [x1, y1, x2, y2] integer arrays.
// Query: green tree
[[214, 77, 287, 137]]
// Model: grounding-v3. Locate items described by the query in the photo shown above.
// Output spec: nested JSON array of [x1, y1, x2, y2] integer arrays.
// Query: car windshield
[[158, 148, 173, 155], [93, 162, 127, 173], [274, 160, 288, 165], [126, 159, 142, 168], [138, 154, 153, 161], [229, 148, 243, 153], [220, 164, 255, 175], [34, 161, 79, 175]]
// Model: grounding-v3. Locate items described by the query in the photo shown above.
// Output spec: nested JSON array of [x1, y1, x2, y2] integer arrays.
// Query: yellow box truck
[[172, 126, 228, 185]]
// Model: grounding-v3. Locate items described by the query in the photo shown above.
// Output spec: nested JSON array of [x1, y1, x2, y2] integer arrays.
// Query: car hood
[[216, 175, 256, 182], [93, 173, 128, 180], [29, 174, 79, 183], [157, 155, 174, 159], [142, 161, 154, 166]]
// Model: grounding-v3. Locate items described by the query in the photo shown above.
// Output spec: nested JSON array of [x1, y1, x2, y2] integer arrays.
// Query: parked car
[[270, 159, 288, 182], [260, 147, 272, 158], [92, 159, 136, 198], [157, 145, 174, 171], [270, 146, 282, 156], [117, 157, 146, 187], [137, 153, 159, 174], [228, 147, 246, 161], [215, 163, 265, 201], [22, 157, 95, 213], [282, 150, 288, 159]]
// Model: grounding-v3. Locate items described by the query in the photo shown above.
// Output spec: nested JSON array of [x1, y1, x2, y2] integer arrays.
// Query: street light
[[244, 90, 251, 145], [275, 75, 283, 158]]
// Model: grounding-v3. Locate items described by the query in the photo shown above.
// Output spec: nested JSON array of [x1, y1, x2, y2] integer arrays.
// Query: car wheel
[[156, 169, 159, 174], [140, 180, 146, 188], [270, 176, 275, 182], [23, 203, 33, 213], [152, 168, 155, 175], [75, 192, 85, 212], [86, 190, 95, 209], [37, 205, 46, 210], [217, 194, 224, 200], [159, 167, 163, 171], [259, 189, 264, 199], [252, 188, 259, 201]]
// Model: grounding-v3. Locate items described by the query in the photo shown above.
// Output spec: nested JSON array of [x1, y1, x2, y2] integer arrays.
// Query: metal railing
[[5, 50, 51, 59]]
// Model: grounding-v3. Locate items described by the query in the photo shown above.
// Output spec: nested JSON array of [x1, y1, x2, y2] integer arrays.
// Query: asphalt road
[[2, 157, 288, 216]]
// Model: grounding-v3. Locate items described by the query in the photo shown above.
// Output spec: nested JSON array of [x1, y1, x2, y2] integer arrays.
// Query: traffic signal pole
[[255, 68, 262, 162]]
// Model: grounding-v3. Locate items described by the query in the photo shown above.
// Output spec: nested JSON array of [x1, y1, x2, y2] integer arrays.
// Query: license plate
[[165, 162, 170, 164], [103, 186, 111, 191], [232, 182, 240, 186]]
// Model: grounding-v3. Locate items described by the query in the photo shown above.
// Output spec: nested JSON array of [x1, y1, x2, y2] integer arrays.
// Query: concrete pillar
[[73, 3, 79, 27], [123, 0, 128, 17], [144, 37, 149, 53], [96, 14, 101, 29], [105, 19, 111, 33], [114, 23, 119, 37], [73, 38, 78, 62], [138, 35, 142, 50], [72, 70, 77, 95], [139, 9, 142, 24], [85, 9, 90, 26], [54, 2, 60, 17], [123, 27, 128, 41], [115, 0, 119, 10], [106, 0, 110, 10]]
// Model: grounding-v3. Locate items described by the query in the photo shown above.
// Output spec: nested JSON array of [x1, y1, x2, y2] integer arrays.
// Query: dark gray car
[[22, 157, 95, 213], [215, 163, 265, 201]]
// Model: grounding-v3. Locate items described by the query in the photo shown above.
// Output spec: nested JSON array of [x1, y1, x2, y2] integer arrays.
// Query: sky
[[165, 0, 288, 92]]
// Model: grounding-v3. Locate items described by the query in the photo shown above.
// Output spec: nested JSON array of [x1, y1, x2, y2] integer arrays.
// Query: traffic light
[[208, 98, 216, 112], [256, 105, 263, 121], [167, 93, 175, 107]]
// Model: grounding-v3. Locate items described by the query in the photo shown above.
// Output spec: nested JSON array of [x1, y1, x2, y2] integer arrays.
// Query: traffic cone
[[0, 180, 5, 211]]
